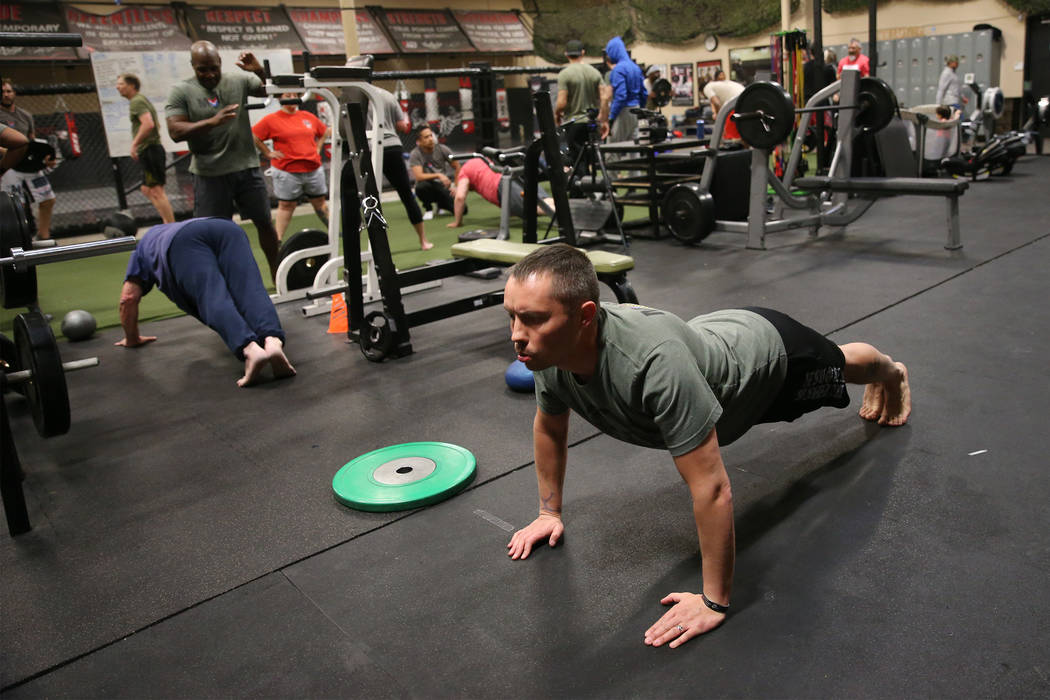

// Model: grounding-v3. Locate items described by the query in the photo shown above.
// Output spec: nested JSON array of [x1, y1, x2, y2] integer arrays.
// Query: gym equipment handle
[[5, 357, 99, 385], [732, 111, 775, 122], [795, 104, 864, 115], [1, 237, 137, 272], [735, 103, 865, 121]]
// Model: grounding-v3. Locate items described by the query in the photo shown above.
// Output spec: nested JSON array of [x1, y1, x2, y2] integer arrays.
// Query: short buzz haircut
[[509, 243, 599, 310], [119, 73, 141, 91]]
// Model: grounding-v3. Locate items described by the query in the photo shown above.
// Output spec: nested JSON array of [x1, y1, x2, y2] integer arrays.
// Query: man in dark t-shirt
[[408, 126, 461, 218]]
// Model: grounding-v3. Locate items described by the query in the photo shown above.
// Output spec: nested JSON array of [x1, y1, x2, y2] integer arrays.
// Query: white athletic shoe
[[436, 209, 453, 217], [422, 209, 434, 221]]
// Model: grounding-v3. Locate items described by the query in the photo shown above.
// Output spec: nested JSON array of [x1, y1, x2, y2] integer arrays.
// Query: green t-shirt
[[128, 93, 161, 152], [165, 71, 262, 176], [535, 305, 787, 454], [557, 62, 603, 122]]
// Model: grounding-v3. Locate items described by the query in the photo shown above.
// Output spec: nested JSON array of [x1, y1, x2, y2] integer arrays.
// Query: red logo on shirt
[[207, 97, 219, 108]]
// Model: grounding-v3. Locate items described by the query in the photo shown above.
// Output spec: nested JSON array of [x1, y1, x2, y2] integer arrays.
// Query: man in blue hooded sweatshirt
[[604, 37, 647, 144]]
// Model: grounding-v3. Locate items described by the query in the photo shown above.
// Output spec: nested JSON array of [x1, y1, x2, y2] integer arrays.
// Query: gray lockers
[[823, 29, 1000, 108]]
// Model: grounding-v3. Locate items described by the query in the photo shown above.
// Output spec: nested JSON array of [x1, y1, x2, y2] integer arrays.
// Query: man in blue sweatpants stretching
[[117, 216, 296, 387]]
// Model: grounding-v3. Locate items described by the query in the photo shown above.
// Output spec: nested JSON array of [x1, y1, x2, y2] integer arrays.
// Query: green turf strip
[[1, 193, 509, 336], [2, 194, 648, 338]]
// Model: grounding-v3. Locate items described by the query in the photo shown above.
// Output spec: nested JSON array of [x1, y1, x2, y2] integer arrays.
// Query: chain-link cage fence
[[10, 86, 198, 237]]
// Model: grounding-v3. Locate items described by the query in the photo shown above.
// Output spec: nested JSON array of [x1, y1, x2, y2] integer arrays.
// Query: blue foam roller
[[504, 359, 535, 393]]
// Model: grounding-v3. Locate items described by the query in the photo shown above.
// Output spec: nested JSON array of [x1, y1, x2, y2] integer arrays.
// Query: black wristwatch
[[702, 593, 729, 614]]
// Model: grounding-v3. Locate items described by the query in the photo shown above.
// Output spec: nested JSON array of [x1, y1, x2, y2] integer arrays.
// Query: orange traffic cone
[[327, 293, 347, 334]]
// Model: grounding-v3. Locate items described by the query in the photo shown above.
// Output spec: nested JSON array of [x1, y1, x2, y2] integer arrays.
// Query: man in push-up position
[[502, 244, 910, 648], [116, 216, 296, 387]]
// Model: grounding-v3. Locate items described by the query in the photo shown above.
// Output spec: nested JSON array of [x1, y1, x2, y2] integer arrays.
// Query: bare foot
[[237, 341, 269, 387], [878, 361, 911, 426], [859, 383, 884, 422], [420, 240, 434, 250], [265, 336, 296, 380], [446, 221, 462, 229]]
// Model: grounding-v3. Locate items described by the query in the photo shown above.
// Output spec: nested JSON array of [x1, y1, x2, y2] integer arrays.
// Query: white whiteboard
[[90, 49, 294, 158]]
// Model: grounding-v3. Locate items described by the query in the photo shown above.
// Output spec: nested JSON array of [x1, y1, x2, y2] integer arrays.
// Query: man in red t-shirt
[[447, 156, 550, 229], [252, 93, 331, 239], [837, 39, 870, 78]]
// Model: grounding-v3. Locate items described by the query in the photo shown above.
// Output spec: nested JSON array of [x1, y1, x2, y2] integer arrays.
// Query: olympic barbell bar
[[730, 77, 897, 150]]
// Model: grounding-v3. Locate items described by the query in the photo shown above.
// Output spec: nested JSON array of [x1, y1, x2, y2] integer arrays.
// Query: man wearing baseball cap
[[556, 39, 608, 140]]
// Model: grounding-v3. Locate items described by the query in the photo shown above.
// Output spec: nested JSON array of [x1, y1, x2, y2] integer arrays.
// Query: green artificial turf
[[1, 192, 508, 338]]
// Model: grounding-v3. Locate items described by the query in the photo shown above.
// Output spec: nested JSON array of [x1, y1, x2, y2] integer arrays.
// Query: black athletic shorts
[[745, 307, 851, 424], [139, 144, 166, 187]]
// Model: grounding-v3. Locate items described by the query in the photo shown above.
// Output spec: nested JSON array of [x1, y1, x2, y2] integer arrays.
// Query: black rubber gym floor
[[3, 158, 1049, 697]]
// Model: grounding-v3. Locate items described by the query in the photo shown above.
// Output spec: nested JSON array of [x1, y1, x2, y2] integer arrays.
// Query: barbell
[[3, 311, 99, 438], [1, 192, 138, 309], [730, 77, 898, 150]]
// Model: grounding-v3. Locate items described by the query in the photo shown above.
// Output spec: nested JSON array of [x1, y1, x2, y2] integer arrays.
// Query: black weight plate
[[856, 77, 897, 133], [1, 332, 26, 397], [277, 229, 330, 290], [651, 78, 672, 108], [0, 191, 37, 309], [661, 183, 716, 244], [13, 311, 70, 437], [360, 310, 393, 362], [732, 81, 794, 150], [12, 138, 56, 173]]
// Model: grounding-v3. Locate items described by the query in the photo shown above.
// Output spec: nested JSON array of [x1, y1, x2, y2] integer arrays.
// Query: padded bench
[[794, 176, 969, 250], [450, 238, 638, 304]]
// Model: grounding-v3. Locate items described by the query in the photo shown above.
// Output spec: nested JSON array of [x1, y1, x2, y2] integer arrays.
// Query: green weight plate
[[733, 81, 794, 150], [333, 442, 477, 512]]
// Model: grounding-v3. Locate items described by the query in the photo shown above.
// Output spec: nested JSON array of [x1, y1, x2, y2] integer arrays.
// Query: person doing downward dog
[[117, 217, 296, 388]]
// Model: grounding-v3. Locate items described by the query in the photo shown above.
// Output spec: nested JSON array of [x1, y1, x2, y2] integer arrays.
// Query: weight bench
[[794, 176, 969, 250], [450, 238, 638, 304]]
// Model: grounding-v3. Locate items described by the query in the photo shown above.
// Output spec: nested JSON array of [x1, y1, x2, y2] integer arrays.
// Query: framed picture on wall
[[696, 59, 723, 97], [670, 63, 694, 106]]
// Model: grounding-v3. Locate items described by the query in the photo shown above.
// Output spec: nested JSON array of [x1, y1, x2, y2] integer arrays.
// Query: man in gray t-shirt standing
[[936, 54, 968, 113], [502, 244, 912, 649], [165, 41, 280, 279]]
